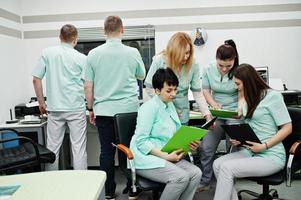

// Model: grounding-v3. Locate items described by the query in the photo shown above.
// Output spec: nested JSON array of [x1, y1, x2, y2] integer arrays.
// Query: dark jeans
[[96, 116, 116, 196]]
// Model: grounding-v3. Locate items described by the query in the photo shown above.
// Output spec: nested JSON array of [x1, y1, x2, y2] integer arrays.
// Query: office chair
[[0, 128, 55, 174], [113, 112, 165, 200], [237, 107, 301, 200]]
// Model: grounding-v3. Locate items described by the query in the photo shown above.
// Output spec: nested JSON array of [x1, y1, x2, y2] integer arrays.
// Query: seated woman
[[213, 63, 292, 200], [130, 68, 202, 200]]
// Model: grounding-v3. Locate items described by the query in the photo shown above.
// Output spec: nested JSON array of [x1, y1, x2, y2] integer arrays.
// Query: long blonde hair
[[164, 32, 193, 75]]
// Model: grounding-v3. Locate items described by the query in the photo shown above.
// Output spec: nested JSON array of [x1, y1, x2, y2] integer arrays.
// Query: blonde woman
[[145, 32, 211, 125]]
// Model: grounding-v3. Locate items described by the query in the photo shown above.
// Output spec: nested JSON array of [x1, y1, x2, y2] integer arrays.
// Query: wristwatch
[[87, 108, 93, 112]]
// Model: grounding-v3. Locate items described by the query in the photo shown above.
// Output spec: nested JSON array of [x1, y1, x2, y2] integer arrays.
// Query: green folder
[[161, 125, 207, 154], [209, 108, 238, 118]]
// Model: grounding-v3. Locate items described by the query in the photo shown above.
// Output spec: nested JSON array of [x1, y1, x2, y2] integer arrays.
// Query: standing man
[[84, 16, 145, 199], [32, 24, 88, 171]]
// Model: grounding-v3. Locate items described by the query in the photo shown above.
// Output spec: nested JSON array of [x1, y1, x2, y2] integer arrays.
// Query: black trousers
[[96, 116, 116, 196]]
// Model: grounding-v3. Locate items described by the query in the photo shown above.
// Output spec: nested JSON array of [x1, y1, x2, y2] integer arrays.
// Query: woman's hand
[[189, 140, 200, 152], [243, 141, 266, 153], [229, 138, 241, 146], [165, 149, 184, 162], [211, 102, 222, 109], [204, 115, 216, 130]]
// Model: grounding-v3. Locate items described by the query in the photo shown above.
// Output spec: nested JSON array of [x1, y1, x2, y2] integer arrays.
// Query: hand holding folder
[[221, 123, 261, 145], [161, 125, 207, 154]]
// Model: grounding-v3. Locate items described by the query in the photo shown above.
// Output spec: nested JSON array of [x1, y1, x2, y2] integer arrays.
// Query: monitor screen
[[255, 66, 269, 84]]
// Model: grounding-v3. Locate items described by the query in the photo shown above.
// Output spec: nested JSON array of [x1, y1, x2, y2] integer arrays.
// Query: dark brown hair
[[104, 15, 123, 34], [216, 39, 239, 79], [60, 24, 77, 43], [233, 63, 270, 118]]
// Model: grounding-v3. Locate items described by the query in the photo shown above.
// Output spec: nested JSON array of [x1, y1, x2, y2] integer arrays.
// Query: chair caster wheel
[[272, 191, 279, 198]]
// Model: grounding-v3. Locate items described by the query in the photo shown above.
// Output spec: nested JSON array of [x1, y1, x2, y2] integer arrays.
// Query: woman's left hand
[[189, 140, 200, 152], [243, 141, 266, 153]]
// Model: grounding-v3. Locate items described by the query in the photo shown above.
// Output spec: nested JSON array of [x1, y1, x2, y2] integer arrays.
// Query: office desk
[[0, 170, 106, 200], [0, 121, 47, 145]]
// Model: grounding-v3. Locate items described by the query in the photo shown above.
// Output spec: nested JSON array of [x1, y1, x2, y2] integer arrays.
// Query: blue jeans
[[96, 116, 116, 196]]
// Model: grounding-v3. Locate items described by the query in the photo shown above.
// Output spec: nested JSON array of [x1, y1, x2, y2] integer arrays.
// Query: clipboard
[[161, 125, 207, 153], [221, 123, 261, 145], [210, 108, 238, 118]]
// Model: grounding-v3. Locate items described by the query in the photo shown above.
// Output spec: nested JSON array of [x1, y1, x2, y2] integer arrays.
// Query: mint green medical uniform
[[202, 61, 238, 110], [32, 42, 86, 111], [85, 38, 145, 116], [145, 54, 202, 124]]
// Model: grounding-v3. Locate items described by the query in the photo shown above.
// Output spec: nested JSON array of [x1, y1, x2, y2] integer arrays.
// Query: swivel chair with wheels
[[237, 107, 301, 200], [113, 112, 165, 200]]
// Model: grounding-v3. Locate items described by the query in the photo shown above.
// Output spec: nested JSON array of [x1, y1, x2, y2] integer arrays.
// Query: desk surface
[[0, 121, 47, 129], [0, 170, 106, 200], [189, 111, 204, 119]]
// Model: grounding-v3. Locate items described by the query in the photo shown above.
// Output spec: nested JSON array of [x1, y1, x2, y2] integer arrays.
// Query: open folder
[[161, 125, 207, 154], [221, 123, 261, 145], [210, 108, 238, 118]]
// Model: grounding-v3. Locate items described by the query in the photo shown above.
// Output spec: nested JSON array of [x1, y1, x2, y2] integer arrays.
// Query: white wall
[[0, 0, 25, 123], [21, 0, 301, 89], [0, 0, 301, 123], [19, 0, 301, 15], [0, 0, 21, 14]]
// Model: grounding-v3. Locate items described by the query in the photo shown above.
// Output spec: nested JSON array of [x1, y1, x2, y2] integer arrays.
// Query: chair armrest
[[286, 140, 301, 187], [115, 144, 134, 160], [112, 143, 137, 192], [289, 140, 301, 154]]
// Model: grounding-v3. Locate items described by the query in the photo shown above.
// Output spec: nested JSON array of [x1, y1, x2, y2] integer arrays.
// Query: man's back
[[33, 43, 86, 111], [85, 38, 145, 116]]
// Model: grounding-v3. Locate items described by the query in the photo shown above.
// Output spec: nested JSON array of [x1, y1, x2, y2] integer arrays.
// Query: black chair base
[[238, 189, 279, 200]]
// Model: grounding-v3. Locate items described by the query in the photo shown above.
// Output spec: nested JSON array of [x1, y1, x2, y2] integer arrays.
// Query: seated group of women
[[130, 32, 292, 200]]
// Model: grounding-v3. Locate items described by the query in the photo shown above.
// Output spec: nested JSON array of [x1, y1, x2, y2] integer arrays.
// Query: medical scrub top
[[243, 90, 291, 167], [145, 54, 202, 124], [32, 43, 86, 111], [130, 95, 181, 169], [202, 61, 238, 110], [84, 38, 146, 116]]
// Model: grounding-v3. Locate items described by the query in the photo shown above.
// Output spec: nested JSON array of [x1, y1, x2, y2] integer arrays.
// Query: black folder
[[201, 117, 217, 129], [221, 123, 261, 145]]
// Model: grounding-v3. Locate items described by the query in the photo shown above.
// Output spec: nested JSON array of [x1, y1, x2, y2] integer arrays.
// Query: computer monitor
[[255, 66, 269, 84]]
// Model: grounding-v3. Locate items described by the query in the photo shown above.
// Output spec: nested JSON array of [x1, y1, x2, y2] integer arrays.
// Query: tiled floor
[[113, 168, 301, 200]]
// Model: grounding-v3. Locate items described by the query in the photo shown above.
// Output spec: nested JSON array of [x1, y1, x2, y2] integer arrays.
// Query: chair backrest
[[0, 128, 55, 174], [284, 107, 301, 166], [114, 112, 138, 174]]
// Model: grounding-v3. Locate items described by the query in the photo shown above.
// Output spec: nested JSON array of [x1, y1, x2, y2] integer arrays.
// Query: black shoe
[[128, 187, 143, 200], [105, 193, 116, 200]]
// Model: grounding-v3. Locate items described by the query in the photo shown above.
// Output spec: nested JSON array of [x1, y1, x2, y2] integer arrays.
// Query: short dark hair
[[152, 68, 179, 90], [104, 15, 123, 34], [60, 24, 77, 42]]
